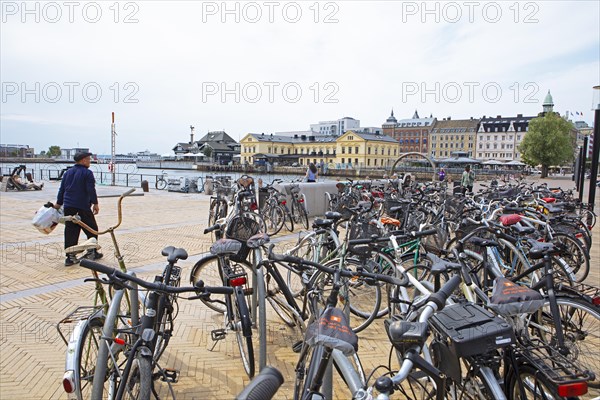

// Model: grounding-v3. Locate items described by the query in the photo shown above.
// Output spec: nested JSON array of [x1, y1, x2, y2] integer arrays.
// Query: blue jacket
[[56, 164, 98, 209]]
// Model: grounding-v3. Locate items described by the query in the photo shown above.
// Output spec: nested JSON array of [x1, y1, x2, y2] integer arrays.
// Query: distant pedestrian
[[53, 151, 103, 266], [306, 163, 318, 182], [461, 165, 475, 194], [438, 168, 446, 182]]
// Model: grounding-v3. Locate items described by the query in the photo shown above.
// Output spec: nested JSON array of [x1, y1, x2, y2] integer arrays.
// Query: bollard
[[141, 180, 149, 192], [205, 176, 214, 195]]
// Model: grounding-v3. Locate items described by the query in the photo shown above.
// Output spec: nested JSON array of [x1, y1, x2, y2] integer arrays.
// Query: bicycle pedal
[[211, 328, 227, 342], [292, 340, 304, 353], [161, 368, 179, 383]]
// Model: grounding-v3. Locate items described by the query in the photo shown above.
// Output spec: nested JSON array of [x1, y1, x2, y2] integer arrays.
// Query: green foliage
[[47, 145, 61, 157], [202, 146, 213, 158], [519, 113, 575, 176]]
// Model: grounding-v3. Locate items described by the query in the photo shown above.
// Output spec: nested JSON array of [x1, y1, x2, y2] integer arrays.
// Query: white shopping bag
[[32, 204, 63, 234]]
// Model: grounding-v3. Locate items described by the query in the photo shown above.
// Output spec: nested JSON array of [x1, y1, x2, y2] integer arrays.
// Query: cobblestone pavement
[[0, 178, 598, 399]]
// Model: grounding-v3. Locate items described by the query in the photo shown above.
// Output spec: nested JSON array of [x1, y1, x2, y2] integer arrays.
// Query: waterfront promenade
[[0, 177, 598, 399]]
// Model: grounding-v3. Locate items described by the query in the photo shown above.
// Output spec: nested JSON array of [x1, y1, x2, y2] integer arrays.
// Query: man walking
[[54, 151, 103, 266]]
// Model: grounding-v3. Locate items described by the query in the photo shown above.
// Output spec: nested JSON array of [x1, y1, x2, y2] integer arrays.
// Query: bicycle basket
[[421, 225, 449, 256], [226, 214, 262, 242], [349, 219, 381, 240]]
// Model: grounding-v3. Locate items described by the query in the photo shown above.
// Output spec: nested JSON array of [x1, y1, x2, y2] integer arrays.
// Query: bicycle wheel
[[121, 353, 152, 400], [287, 235, 319, 298], [299, 200, 310, 230], [155, 178, 167, 190], [317, 258, 382, 333], [577, 207, 596, 229], [507, 363, 563, 400], [552, 233, 590, 283], [76, 319, 103, 399], [529, 297, 600, 391], [233, 288, 255, 378], [282, 204, 294, 232], [261, 203, 285, 236], [189, 255, 253, 314]]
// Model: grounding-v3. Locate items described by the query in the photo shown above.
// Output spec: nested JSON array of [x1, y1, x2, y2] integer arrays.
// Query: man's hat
[[74, 152, 93, 162]]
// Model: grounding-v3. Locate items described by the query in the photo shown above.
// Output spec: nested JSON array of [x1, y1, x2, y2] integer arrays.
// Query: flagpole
[[111, 112, 116, 186]]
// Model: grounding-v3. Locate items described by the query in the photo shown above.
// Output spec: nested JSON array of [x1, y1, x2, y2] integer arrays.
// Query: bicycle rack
[[56, 305, 104, 346]]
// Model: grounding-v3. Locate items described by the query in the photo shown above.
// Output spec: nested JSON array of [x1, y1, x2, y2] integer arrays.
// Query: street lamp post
[[587, 86, 600, 211], [579, 137, 588, 202]]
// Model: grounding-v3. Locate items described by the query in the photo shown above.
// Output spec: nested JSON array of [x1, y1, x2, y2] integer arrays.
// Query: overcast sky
[[1, 0, 599, 154]]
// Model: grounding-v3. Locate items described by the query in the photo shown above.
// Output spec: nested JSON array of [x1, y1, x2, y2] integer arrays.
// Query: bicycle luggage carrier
[[56, 305, 104, 346], [516, 338, 593, 385]]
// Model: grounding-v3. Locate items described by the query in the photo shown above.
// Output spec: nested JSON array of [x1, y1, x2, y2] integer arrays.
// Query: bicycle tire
[[314, 258, 382, 334], [253, 263, 268, 372], [233, 288, 256, 378], [529, 296, 600, 392], [552, 232, 590, 283], [299, 200, 310, 230], [261, 203, 285, 236], [507, 363, 563, 400], [282, 204, 294, 232], [155, 178, 167, 190], [121, 353, 152, 400], [76, 318, 103, 399], [189, 254, 253, 314]]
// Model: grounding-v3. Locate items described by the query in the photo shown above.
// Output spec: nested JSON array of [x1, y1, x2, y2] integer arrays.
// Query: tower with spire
[[386, 109, 397, 124], [543, 90, 554, 113]]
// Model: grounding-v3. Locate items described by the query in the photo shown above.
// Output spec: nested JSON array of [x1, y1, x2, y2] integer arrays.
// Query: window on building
[[288, 148, 291, 154], [355, 158, 358, 165], [355, 147, 359, 154], [342, 158, 345, 164], [374, 159, 377, 166], [341, 147, 345, 154], [367, 159, 370, 166], [348, 147, 352, 154], [368, 147, 371, 154]]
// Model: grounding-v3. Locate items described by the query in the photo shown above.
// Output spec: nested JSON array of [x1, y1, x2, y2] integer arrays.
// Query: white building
[[310, 117, 360, 135]]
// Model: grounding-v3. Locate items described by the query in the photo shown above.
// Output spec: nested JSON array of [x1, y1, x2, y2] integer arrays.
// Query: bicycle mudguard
[[305, 308, 358, 356]]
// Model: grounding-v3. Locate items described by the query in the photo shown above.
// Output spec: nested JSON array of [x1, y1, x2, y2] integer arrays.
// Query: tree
[[202, 146, 213, 159], [47, 146, 61, 157], [39, 150, 46, 156], [519, 113, 575, 178]]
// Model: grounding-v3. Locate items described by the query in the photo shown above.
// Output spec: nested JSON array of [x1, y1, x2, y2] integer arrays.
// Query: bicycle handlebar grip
[[428, 274, 461, 311], [204, 224, 220, 234], [412, 228, 437, 238], [203, 286, 234, 295], [80, 259, 117, 276], [235, 366, 284, 400]]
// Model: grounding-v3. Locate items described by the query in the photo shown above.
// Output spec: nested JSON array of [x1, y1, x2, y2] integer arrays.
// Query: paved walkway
[[0, 178, 598, 399]]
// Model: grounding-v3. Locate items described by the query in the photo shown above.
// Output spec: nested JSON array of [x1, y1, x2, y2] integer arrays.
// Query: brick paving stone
[[1, 178, 598, 399]]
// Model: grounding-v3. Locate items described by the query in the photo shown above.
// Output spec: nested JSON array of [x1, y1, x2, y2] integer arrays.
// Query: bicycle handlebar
[[79, 259, 234, 295], [59, 189, 136, 235]]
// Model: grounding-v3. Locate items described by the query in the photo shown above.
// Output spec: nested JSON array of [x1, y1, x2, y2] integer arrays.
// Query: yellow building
[[240, 130, 399, 168]]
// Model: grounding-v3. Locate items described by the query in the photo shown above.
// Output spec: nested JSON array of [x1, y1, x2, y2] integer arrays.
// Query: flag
[[575, 112, 580, 115]]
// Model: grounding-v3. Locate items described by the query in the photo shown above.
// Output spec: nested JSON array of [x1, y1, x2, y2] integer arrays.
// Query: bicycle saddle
[[467, 236, 499, 248], [161, 246, 189, 263], [526, 239, 557, 259], [305, 308, 358, 356], [324, 211, 342, 221], [210, 239, 243, 256], [504, 205, 524, 213], [246, 232, 269, 249], [313, 218, 334, 228], [508, 224, 536, 236]]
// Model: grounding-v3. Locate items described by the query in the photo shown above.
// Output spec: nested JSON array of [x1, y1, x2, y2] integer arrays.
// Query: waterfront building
[[172, 129, 239, 164], [430, 118, 480, 159], [475, 114, 534, 161], [240, 130, 398, 168], [0, 144, 35, 158], [382, 110, 436, 155], [60, 147, 90, 160]]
